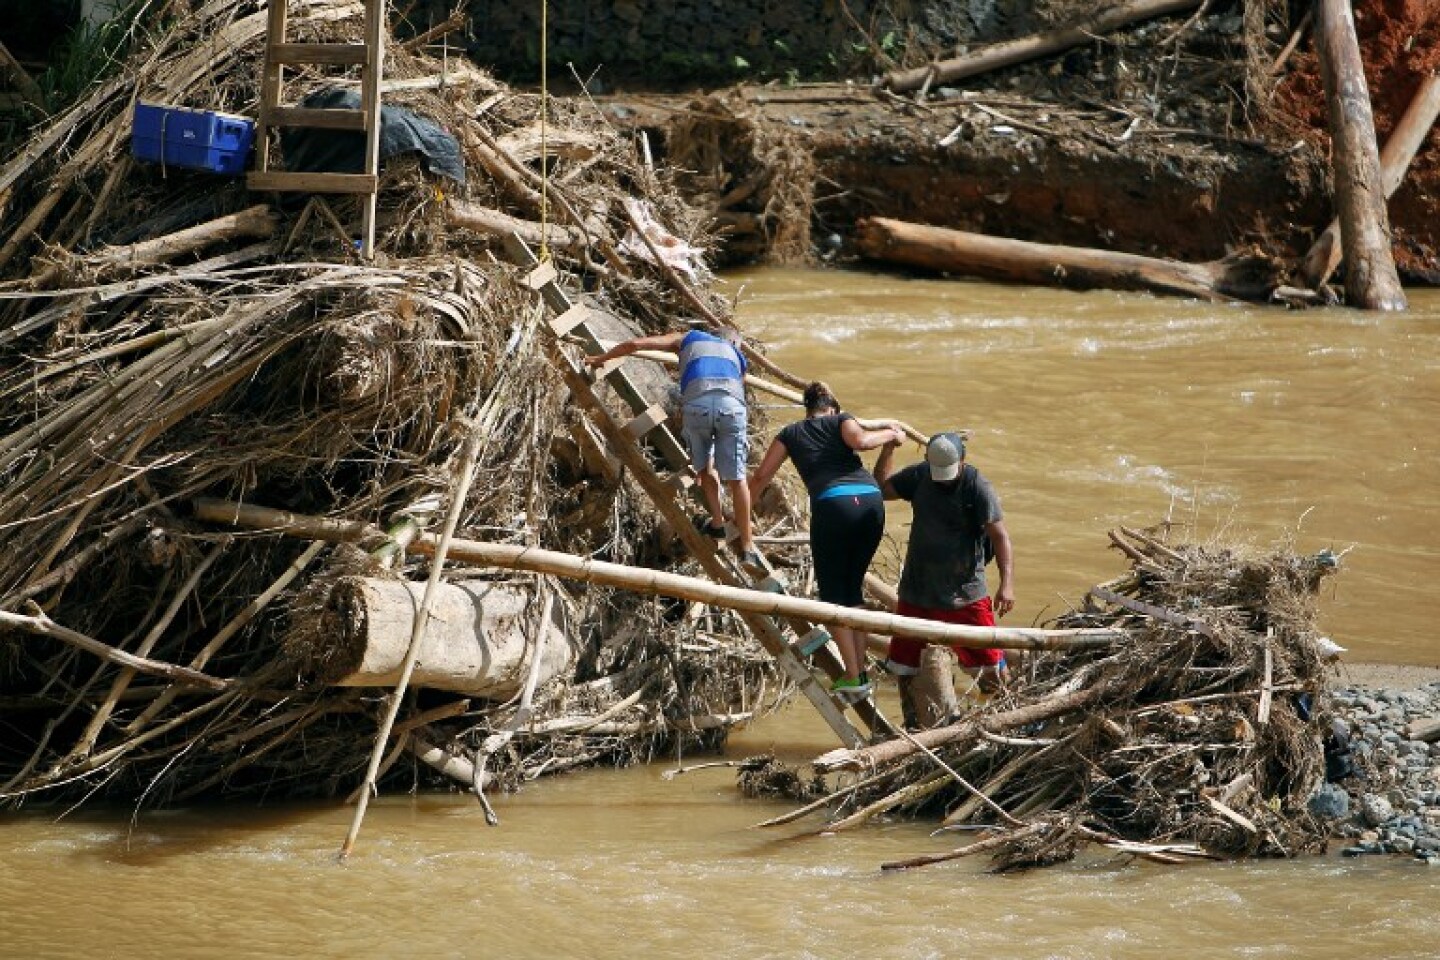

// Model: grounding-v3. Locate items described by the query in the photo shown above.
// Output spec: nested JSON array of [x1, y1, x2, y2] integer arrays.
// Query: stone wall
[[413, 0, 1039, 86]]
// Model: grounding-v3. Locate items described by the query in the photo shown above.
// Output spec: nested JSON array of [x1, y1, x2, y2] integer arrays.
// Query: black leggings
[[810, 492, 885, 607]]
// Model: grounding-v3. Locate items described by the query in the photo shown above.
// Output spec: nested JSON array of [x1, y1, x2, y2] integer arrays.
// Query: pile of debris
[[752, 525, 1346, 871], [0, 0, 795, 812]]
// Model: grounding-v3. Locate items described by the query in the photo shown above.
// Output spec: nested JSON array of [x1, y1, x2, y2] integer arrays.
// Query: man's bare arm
[[987, 519, 1014, 617], [584, 331, 686, 368], [873, 438, 902, 500]]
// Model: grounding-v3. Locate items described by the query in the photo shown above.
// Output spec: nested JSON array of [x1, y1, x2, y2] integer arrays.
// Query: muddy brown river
[[3, 273, 1438, 958]]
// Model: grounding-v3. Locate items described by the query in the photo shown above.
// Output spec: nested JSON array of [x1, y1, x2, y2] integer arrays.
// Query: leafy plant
[[36, 0, 150, 113]]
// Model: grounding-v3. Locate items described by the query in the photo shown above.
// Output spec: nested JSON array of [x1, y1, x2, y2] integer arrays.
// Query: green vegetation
[[36, 1, 149, 113]]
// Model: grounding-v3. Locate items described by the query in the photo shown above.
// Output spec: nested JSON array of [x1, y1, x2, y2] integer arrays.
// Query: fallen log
[[883, 0, 1203, 93], [1301, 73, 1440, 290], [308, 577, 577, 696], [194, 497, 1125, 651], [855, 217, 1283, 302], [1312, 0, 1407, 310], [29, 205, 279, 288]]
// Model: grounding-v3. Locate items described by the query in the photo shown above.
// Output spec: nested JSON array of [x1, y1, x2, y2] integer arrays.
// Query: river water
[[3, 273, 1438, 958]]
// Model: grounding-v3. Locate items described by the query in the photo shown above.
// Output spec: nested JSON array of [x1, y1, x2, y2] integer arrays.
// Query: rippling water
[[4, 274, 1438, 959]]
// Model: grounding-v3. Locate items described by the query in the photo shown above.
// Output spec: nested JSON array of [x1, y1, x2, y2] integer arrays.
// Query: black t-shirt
[[777, 414, 877, 498], [891, 462, 1003, 609]]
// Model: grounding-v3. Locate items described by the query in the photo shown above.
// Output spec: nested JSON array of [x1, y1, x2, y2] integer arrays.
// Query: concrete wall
[[423, 0, 1038, 86]]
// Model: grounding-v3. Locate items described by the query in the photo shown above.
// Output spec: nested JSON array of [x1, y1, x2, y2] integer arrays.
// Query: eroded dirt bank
[[597, 0, 1440, 281]]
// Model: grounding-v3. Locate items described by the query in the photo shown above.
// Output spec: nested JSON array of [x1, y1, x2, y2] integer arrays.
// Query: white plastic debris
[[618, 199, 710, 284]]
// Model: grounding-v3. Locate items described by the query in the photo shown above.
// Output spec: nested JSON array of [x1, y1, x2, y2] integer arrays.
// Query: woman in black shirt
[[748, 382, 903, 701]]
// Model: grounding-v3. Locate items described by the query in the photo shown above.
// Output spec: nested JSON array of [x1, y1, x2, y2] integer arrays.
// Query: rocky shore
[[1318, 664, 1440, 863]]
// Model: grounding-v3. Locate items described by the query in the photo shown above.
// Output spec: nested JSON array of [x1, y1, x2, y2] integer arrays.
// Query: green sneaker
[[831, 673, 873, 702]]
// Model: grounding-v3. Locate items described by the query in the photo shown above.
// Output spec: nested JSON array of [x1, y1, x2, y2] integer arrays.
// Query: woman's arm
[[747, 438, 790, 503], [840, 417, 905, 452]]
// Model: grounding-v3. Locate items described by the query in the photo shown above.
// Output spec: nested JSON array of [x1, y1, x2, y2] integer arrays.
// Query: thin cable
[[538, 0, 550, 261]]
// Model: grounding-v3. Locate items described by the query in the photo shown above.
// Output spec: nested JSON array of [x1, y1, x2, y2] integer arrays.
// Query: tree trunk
[[909, 645, 959, 729], [304, 577, 578, 697], [1313, 0, 1408, 310], [1301, 73, 1440, 290], [855, 217, 1283, 303], [884, 0, 1203, 93]]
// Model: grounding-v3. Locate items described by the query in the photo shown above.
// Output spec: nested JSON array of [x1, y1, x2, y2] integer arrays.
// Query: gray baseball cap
[[926, 432, 966, 482]]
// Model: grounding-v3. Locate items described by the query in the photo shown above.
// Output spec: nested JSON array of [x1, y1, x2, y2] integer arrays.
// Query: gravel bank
[[1313, 663, 1440, 863]]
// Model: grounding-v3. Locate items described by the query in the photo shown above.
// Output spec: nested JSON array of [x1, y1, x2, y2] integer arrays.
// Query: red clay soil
[[1277, 0, 1440, 276]]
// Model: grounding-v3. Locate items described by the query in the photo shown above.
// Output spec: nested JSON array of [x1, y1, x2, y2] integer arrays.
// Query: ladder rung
[[756, 575, 788, 594], [549, 304, 591, 337], [794, 626, 832, 657], [668, 469, 697, 494], [592, 356, 627, 380], [624, 403, 669, 439], [268, 42, 371, 65], [266, 106, 368, 131], [524, 262, 559, 291], [247, 171, 378, 194]]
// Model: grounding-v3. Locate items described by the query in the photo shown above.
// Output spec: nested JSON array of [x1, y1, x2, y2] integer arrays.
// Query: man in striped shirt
[[585, 325, 762, 570]]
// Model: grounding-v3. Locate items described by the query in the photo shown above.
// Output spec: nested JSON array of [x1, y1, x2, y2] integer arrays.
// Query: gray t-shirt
[[891, 462, 1003, 609]]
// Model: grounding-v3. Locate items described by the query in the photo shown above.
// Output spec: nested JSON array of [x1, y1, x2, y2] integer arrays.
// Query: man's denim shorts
[[681, 391, 748, 481]]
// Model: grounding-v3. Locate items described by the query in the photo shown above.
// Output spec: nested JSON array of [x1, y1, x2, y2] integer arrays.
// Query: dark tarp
[[279, 87, 465, 184]]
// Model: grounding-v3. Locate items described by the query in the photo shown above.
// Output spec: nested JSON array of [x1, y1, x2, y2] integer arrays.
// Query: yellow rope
[[538, 0, 550, 262]]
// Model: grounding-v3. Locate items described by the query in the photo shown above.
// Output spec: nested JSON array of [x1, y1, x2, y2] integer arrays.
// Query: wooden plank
[[253, 0, 290, 176], [669, 469, 696, 494], [267, 106, 368, 130], [524, 262, 559, 290], [794, 626, 833, 657], [268, 42, 369, 65], [1257, 640, 1273, 726], [548, 303, 591, 337], [358, 0, 385, 259], [624, 403, 668, 439], [247, 171, 378, 194]]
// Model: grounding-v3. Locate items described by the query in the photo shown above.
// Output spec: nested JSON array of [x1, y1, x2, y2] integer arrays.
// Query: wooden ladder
[[247, 0, 385, 258], [504, 236, 895, 748]]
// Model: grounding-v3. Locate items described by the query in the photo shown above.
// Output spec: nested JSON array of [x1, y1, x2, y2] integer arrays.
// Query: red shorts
[[887, 597, 1005, 673]]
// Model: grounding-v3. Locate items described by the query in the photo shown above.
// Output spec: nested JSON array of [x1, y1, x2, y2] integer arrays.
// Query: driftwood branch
[[883, 0, 1204, 93], [0, 609, 229, 691]]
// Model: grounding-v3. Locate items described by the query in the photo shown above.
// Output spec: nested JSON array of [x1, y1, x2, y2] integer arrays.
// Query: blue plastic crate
[[131, 102, 255, 175]]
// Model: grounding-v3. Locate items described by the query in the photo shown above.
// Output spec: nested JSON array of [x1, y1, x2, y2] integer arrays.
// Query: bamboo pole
[[1312, 0, 1407, 310], [1301, 73, 1440, 290], [193, 498, 1124, 651], [883, 0, 1203, 93], [340, 416, 488, 860]]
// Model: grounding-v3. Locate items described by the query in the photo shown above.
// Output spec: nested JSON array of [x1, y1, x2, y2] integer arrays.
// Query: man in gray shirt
[[875, 431, 1015, 720]]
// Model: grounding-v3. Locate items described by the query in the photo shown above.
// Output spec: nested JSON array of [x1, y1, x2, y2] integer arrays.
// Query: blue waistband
[[815, 483, 882, 501]]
